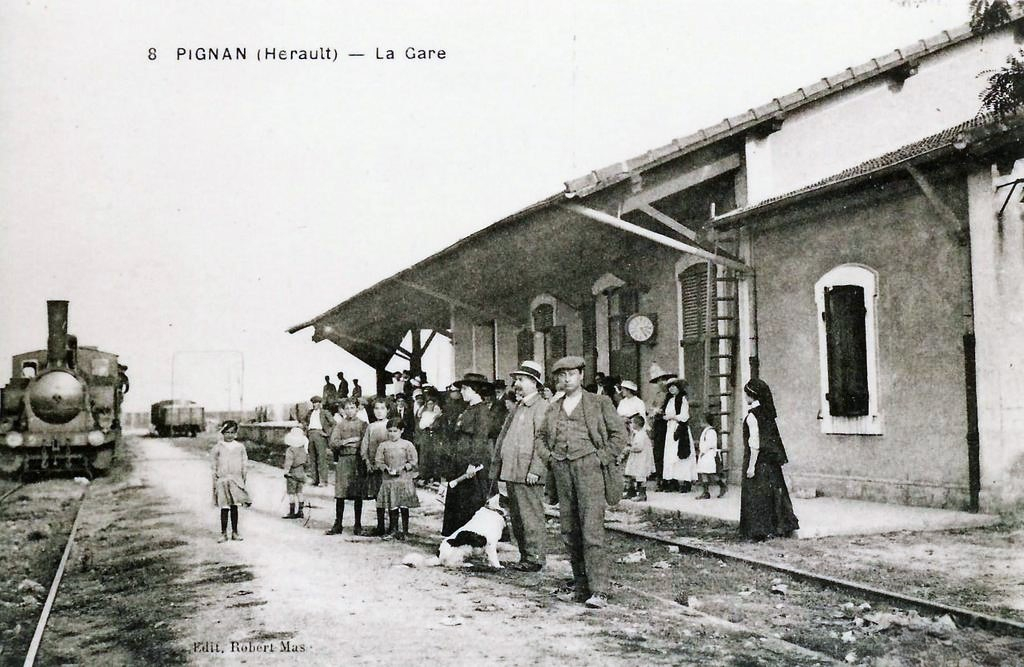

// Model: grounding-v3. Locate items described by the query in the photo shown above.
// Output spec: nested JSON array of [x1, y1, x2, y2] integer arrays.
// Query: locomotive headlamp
[[87, 430, 105, 446], [5, 432, 23, 448]]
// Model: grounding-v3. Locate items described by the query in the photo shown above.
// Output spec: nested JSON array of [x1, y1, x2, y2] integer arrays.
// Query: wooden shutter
[[545, 325, 567, 379], [582, 297, 597, 377], [609, 286, 640, 353], [517, 328, 534, 365], [824, 285, 870, 416], [618, 287, 640, 317], [532, 304, 554, 333], [680, 265, 713, 342], [610, 344, 639, 386]]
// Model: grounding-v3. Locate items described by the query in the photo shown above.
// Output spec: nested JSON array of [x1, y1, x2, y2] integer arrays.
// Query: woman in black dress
[[440, 372, 494, 537], [740, 378, 800, 540]]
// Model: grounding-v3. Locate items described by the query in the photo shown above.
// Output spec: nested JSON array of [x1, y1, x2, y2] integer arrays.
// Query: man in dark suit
[[536, 356, 627, 609]]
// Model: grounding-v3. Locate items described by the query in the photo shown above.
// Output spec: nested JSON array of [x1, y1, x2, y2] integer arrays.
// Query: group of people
[[209, 358, 799, 608]]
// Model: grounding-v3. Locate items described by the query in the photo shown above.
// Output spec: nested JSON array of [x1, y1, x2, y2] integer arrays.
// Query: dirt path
[[135, 438, 652, 665]]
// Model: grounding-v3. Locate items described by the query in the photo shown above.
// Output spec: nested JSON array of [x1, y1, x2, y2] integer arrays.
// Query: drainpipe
[[907, 165, 979, 512]]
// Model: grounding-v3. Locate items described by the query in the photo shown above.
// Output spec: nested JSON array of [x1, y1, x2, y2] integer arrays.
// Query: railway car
[[150, 400, 205, 437], [0, 301, 128, 474]]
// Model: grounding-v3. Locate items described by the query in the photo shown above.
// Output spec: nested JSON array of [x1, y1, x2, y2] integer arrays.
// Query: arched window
[[815, 264, 883, 435], [532, 303, 554, 333]]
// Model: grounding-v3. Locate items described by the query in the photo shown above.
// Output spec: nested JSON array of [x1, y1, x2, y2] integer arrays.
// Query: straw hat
[[648, 362, 677, 383]]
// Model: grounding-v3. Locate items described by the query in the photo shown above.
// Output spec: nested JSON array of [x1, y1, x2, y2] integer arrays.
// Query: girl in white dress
[[661, 379, 697, 492], [623, 414, 656, 501], [695, 412, 728, 499]]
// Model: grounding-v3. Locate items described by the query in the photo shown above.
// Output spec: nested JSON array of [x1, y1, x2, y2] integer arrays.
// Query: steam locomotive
[[0, 301, 129, 474]]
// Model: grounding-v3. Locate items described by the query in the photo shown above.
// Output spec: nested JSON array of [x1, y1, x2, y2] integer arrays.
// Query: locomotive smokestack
[[46, 300, 69, 368]]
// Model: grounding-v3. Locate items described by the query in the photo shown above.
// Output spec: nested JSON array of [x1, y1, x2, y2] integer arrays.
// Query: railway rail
[[0, 482, 27, 507], [606, 522, 1024, 638], [0, 479, 89, 666], [22, 487, 88, 667]]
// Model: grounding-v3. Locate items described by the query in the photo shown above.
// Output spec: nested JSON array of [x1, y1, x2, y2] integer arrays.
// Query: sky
[[0, 0, 971, 412]]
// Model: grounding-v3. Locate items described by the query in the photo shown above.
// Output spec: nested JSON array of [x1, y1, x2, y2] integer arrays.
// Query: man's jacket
[[535, 391, 627, 467]]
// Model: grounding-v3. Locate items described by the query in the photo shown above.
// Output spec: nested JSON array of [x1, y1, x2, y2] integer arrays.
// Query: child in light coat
[[623, 413, 656, 502], [211, 420, 251, 542], [696, 412, 728, 499]]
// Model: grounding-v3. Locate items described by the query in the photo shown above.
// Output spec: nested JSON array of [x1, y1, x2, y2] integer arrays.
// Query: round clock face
[[626, 314, 655, 342]]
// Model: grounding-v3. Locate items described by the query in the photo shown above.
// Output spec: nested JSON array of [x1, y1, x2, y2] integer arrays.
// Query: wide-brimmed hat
[[452, 371, 493, 391], [284, 427, 308, 448], [667, 377, 689, 393], [510, 360, 544, 385], [619, 380, 639, 394], [551, 356, 586, 374], [648, 362, 677, 383]]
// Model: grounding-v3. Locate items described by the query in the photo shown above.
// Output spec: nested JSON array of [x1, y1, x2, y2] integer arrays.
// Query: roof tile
[[851, 60, 879, 78], [874, 50, 903, 67], [733, 114, 1006, 213], [594, 162, 626, 181], [923, 32, 952, 50], [563, 12, 1019, 196]]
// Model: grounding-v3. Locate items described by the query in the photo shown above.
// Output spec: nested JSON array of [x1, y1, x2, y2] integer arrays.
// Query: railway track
[[0, 479, 89, 666], [605, 522, 1024, 638], [542, 503, 1024, 638], [0, 482, 27, 507], [21, 487, 88, 667], [525, 505, 1024, 663]]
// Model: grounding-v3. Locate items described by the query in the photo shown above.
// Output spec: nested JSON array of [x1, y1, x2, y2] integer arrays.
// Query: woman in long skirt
[[661, 378, 697, 492], [739, 378, 800, 540], [440, 372, 493, 537]]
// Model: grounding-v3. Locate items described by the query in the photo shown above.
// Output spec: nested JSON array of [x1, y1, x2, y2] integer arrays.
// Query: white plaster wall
[[494, 320, 521, 381], [746, 30, 1017, 201], [450, 313, 475, 377], [969, 162, 1024, 511]]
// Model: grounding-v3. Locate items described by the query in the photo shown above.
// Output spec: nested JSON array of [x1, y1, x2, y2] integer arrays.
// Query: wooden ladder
[[701, 231, 741, 472]]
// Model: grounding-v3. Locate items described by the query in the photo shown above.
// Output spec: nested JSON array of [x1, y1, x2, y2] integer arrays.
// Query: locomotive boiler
[[0, 301, 129, 473]]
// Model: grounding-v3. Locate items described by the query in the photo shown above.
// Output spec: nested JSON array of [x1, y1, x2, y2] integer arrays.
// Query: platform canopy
[[287, 193, 742, 369]]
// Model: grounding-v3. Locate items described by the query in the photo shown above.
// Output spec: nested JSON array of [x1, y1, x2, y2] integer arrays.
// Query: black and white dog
[[437, 495, 509, 569]]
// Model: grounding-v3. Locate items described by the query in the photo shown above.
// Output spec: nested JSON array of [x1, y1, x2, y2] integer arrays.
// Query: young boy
[[282, 427, 309, 519]]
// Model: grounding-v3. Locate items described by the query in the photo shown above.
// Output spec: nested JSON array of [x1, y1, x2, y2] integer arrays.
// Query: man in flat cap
[[304, 395, 333, 486], [536, 356, 627, 608]]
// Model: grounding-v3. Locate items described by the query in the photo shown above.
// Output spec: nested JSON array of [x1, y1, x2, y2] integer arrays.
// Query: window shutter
[[680, 265, 713, 342], [582, 297, 597, 375], [545, 325, 567, 379], [824, 285, 870, 416], [618, 287, 640, 316], [610, 344, 639, 387], [532, 304, 554, 333], [517, 328, 534, 365]]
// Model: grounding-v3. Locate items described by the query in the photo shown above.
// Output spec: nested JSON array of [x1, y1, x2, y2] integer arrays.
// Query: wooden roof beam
[[561, 203, 752, 274], [622, 153, 742, 214], [637, 203, 699, 241], [396, 279, 521, 322]]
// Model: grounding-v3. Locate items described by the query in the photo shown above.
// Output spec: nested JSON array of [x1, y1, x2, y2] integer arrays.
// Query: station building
[[291, 15, 1024, 512]]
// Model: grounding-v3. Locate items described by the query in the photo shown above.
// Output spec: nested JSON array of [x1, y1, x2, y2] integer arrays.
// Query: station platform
[[615, 486, 1001, 538], [299, 477, 999, 539]]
